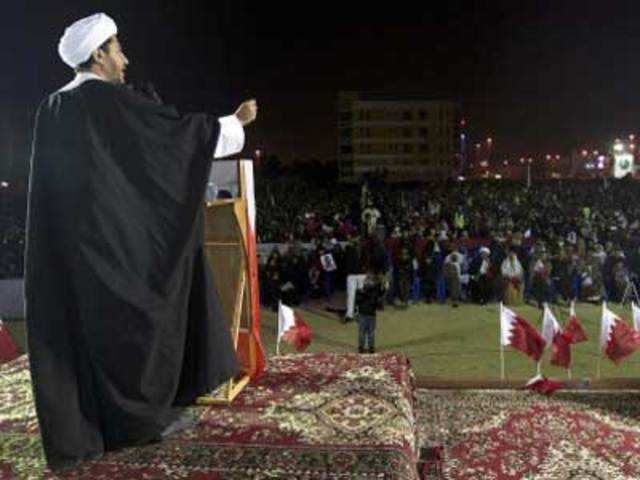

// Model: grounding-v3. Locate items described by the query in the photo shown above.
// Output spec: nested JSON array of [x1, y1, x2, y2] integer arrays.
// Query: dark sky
[[2, 1, 639, 176]]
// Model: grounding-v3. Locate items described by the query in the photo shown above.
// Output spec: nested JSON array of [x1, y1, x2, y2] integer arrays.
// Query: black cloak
[[25, 79, 239, 469]]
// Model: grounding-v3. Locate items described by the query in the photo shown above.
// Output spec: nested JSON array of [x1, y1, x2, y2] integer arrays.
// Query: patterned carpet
[[4, 353, 640, 480], [0, 353, 419, 479], [417, 389, 640, 479]]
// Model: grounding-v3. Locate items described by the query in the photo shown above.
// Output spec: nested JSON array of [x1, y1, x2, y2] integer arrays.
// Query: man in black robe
[[25, 12, 257, 470]]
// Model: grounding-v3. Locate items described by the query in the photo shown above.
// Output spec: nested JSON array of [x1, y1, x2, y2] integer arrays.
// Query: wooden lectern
[[196, 160, 264, 405]]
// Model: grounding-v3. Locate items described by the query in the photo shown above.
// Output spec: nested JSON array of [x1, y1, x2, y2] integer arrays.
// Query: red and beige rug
[[0, 352, 419, 479], [417, 389, 640, 479], [4, 352, 640, 479]]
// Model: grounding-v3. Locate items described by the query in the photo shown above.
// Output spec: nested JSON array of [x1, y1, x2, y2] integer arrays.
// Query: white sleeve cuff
[[214, 115, 245, 159]]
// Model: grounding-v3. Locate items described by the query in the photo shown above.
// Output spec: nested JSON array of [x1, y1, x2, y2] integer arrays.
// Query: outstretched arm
[[214, 99, 258, 159]]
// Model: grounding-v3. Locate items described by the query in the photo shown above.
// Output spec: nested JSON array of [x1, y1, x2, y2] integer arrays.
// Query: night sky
[[1, 1, 639, 179]]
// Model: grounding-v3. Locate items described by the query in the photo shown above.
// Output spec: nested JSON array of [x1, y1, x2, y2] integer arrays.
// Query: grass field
[[6, 301, 640, 383]]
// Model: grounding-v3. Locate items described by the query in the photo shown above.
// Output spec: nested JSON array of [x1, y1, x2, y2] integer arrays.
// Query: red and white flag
[[541, 304, 561, 345], [277, 302, 313, 353], [632, 302, 640, 332], [600, 303, 640, 365], [565, 302, 588, 344], [500, 303, 546, 362], [0, 318, 19, 364], [542, 304, 572, 369], [525, 374, 566, 396]]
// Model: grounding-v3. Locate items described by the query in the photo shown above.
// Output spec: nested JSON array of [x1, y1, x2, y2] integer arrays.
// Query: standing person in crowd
[[385, 227, 402, 304], [501, 249, 524, 305], [264, 250, 283, 310], [444, 252, 462, 307], [470, 247, 493, 304], [355, 265, 387, 353], [308, 263, 323, 299], [362, 201, 381, 235], [396, 243, 414, 305], [582, 249, 604, 301], [611, 250, 628, 302], [318, 246, 338, 302], [281, 252, 306, 305], [343, 237, 363, 278], [420, 243, 439, 303], [530, 250, 552, 308], [603, 246, 618, 301], [552, 245, 573, 303]]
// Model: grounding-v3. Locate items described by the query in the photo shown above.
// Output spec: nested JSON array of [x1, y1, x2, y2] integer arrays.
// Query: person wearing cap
[[25, 13, 257, 470]]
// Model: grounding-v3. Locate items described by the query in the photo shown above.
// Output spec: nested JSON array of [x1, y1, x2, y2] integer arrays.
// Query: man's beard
[[108, 70, 125, 84]]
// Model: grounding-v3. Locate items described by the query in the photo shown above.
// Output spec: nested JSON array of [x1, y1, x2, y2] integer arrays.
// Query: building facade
[[337, 92, 461, 182]]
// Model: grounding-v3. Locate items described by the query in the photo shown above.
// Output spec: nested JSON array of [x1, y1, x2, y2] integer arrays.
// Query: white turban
[[58, 13, 118, 68]]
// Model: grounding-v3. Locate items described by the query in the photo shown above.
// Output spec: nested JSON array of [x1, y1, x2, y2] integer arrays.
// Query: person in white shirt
[[361, 203, 381, 235], [444, 252, 463, 307]]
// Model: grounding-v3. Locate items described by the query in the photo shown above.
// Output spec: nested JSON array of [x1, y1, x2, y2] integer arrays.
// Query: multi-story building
[[337, 92, 462, 182]]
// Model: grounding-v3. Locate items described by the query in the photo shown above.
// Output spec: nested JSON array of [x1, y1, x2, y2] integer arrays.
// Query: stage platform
[[0, 352, 421, 479]]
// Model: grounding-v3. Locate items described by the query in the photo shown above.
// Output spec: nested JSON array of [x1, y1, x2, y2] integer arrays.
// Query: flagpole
[[276, 301, 281, 356], [537, 304, 544, 378], [566, 302, 572, 382], [500, 302, 505, 382], [597, 302, 605, 380], [555, 302, 573, 381], [500, 341, 505, 382]]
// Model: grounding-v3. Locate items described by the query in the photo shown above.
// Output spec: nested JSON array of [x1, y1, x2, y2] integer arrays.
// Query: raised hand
[[234, 99, 258, 127]]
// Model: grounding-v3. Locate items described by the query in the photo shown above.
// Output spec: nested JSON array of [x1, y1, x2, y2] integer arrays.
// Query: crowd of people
[[4, 178, 640, 310], [257, 176, 640, 311]]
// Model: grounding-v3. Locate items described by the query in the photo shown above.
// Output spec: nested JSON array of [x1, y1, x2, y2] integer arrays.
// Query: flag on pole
[[500, 304, 546, 362], [541, 303, 561, 345], [277, 302, 313, 353], [542, 304, 572, 369], [601, 303, 640, 365], [565, 302, 587, 344], [632, 302, 640, 332], [0, 318, 19, 364]]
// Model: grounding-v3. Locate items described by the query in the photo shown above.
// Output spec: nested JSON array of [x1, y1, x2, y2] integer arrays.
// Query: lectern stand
[[196, 160, 265, 405]]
